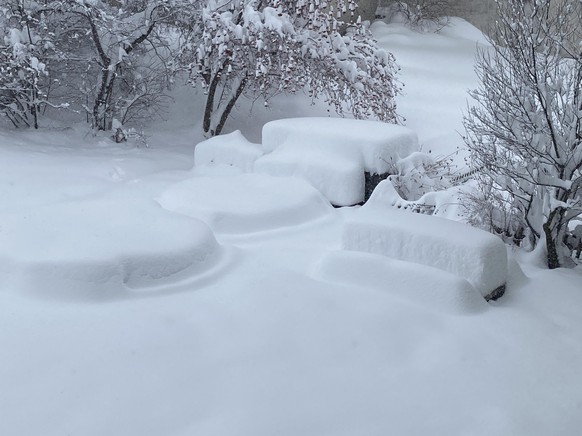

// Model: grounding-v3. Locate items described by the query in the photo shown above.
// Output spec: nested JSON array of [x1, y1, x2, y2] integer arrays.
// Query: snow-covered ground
[[1, 19, 581, 436]]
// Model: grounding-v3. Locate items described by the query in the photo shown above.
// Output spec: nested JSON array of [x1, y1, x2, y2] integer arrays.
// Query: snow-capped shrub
[[190, 0, 401, 137], [389, 151, 455, 201], [0, 5, 53, 128], [381, 0, 450, 32]]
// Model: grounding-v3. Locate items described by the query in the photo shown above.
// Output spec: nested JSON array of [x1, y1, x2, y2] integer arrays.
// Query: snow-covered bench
[[255, 117, 418, 206], [314, 250, 488, 314], [342, 208, 508, 300]]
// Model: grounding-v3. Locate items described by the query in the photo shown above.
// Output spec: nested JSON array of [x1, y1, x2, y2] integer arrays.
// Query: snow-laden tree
[[380, 0, 451, 32], [44, 0, 199, 131], [191, 0, 401, 137], [0, 0, 199, 131], [463, 0, 582, 268], [0, 2, 56, 128]]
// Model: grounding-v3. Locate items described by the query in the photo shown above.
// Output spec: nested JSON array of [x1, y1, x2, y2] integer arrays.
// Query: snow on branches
[[463, 0, 582, 268], [191, 0, 401, 136], [0, 2, 53, 128]]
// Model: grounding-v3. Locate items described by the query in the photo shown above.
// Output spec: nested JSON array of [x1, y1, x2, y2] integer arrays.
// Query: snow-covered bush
[[389, 151, 455, 201], [190, 0, 401, 137], [380, 0, 450, 32], [0, 3, 55, 128], [463, 0, 582, 269], [1, 0, 198, 130], [44, 0, 195, 131]]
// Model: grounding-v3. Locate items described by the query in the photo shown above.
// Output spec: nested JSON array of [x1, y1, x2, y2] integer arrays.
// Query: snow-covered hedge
[[342, 208, 508, 298], [255, 117, 418, 206]]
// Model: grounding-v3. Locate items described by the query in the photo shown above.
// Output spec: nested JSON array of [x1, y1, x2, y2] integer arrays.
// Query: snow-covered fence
[[450, 166, 483, 185], [342, 207, 508, 300]]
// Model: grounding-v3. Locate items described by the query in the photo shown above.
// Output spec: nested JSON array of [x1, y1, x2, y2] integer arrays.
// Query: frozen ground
[[1, 18, 581, 436]]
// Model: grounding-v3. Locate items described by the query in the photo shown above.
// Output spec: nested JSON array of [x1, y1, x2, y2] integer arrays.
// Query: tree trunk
[[203, 73, 222, 136], [213, 76, 247, 136], [543, 221, 561, 269]]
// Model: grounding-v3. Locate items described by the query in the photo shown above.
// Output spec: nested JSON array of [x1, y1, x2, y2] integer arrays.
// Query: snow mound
[[0, 197, 222, 299], [342, 208, 508, 298], [157, 173, 332, 234], [315, 250, 487, 314], [194, 130, 263, 172], [255, 117, 418, 206]]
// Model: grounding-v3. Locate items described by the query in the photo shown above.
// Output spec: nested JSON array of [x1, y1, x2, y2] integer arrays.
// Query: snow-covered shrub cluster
[[379, 0, 450, 32], [1, 0, 198, 131], [0, 4, 55, 128], [189, 0, 401, 136], [463, 0, 582, 268], [389, 151, 456, 201]]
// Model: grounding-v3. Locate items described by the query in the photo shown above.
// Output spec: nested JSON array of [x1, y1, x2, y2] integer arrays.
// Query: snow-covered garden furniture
[[315, 250, 488, 314], [0, 196, 223, 298], [255, 117, 418, 206], [157, 173, 332, 234], [342, 208, 508, 301]]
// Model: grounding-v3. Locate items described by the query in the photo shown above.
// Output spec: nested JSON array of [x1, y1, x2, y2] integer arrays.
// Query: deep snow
[[1, 18, 581, 436]]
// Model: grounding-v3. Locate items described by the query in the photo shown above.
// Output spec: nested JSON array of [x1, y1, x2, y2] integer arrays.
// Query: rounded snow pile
[[157, 173, 332, 234], [0, 197, 222, 298], [255, 117, 419, 206], [342, 208, 508, 299]]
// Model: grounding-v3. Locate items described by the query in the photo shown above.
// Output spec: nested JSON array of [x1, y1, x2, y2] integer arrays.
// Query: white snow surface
[[343, 206, 508, 296], [256, 117, 418, 205], [1, 18, 582, 436]]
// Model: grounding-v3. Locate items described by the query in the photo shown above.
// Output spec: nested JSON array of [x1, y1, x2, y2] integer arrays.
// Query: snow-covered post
[[463, 0, 582, 268]]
